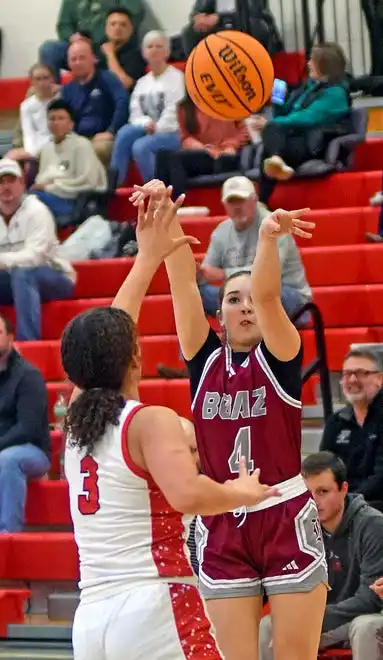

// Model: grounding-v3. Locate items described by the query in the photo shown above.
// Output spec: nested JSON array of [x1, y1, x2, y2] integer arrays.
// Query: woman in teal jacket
[[255, 42, 350, 204]]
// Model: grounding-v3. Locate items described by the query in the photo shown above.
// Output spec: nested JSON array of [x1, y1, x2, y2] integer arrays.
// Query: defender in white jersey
[[62, 186, 279, 660]]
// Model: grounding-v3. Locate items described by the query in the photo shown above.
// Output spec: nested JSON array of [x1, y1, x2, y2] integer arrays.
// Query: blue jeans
[[32, 190, 75, 219], [0, 266, 74, 340], [0, 444, 50, 532], [111, 125, 181, 185], [39, 39, 69, 82], [198, 282, 309, 323]]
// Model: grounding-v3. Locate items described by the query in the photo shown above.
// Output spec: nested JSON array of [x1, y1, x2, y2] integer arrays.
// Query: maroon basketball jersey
[[191, 338, 302, 486]]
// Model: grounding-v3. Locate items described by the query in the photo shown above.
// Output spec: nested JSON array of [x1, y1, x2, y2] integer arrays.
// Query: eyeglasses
[[341, 369, 380, 380]]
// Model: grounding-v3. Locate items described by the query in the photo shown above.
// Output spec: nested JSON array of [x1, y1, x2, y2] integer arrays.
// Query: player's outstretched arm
[[112, 187, 197, 323], [69, 189, 196, 405], [130, 406, 279, 515], [251, 208, 315, 361], [130, 180, 211, 361]]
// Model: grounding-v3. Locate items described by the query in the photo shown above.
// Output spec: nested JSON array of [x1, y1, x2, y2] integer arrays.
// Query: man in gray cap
[[198, 175, 312, 318], [0, 158, 75, 340]]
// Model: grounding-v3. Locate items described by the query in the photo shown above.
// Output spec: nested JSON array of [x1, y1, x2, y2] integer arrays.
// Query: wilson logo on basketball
[[199, 73, 234, 108], [218, 45, 256, 102], [185, 30, 274, 120]]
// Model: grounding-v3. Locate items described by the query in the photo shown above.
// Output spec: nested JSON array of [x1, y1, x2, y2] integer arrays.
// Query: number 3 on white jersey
[[228, 426, 255, 474]]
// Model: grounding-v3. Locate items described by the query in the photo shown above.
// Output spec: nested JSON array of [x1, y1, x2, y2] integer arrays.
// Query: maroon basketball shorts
[[195, 475, 328, 599]]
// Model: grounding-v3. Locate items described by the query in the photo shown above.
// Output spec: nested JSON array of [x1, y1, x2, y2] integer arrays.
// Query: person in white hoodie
[[0, 158, 75, 340], [31, 99, 107, 222], [111, 30, 185, 185]]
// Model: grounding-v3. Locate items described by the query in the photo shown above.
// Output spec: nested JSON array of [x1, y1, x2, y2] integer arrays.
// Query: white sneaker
[[370, 191, 383, 207], [264, 155, 295, 181]]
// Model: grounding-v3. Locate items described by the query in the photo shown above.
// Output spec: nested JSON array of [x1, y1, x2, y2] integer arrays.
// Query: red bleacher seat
[[354, 137, 383, 171], [4, 533, 78, 581], [131, 171, 380, 218], [26, 480, 70, 527], [17, 326, 383, 385], [0, 533, 78, 581], [179, 208, 378, 250], [318, 650, 352, 658], [0, 589, 31, 636], [5, 284, 383, 341], [73, 244, 383, 300]]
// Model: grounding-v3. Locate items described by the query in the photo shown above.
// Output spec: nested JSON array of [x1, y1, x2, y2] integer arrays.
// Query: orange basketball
[[185, 30, 274, 121]]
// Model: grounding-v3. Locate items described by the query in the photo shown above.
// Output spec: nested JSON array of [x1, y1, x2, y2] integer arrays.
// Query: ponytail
[[65, 388, 125, 455]]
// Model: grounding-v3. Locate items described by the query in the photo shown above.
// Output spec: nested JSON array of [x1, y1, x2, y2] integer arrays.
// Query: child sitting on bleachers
[[8, 63, 58, 161]]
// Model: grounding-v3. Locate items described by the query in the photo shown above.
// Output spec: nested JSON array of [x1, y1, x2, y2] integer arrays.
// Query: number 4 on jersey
[[228, 426, 255, 474]]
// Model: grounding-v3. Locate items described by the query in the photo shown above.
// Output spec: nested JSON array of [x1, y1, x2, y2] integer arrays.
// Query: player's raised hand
[[129, 179, 168, 207], [136, 186, 199, 263], [260, 208, 315, 240], [226, 459, 280, 507]]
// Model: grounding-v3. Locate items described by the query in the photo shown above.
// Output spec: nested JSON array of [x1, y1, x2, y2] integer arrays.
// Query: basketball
[[185, 30, 274, 121]]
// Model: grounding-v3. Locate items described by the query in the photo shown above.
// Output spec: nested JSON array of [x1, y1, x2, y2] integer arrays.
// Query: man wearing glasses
[[320, 348, 383, 508]]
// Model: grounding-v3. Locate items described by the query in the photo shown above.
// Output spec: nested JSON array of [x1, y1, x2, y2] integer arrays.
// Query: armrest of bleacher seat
[[325, 132, 366, 168]]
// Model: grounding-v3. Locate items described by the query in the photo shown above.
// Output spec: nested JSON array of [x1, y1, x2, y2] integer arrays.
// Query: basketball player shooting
[[63, 186, 280, 660], [130, 179, 328, 660]]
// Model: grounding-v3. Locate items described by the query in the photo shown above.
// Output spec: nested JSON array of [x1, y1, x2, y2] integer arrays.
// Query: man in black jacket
[[259, 452, 383, 660], [0, 314, 50, 532], [320, 348, 383, 507], [181, 0, 283, 57]]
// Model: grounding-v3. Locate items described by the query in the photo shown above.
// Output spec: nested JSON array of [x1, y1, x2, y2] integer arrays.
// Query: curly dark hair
[[61, 307, 138, 455]]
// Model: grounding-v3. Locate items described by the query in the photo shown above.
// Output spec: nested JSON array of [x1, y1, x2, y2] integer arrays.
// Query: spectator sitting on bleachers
[[39, 0, 145, 82], [0, 313, 50, 532], [111, 31, 185, 185], [198, 175, 311, 319], [100, 7, 146, 91], [182, 0, 283, 57], [259, 451, 383, 660], [253, 42, 351, 205], [61, 40, 129, 165], [7, 63, 58, 162], [320, 348, 383, 508], [155, 92, 249, 198], [30, 99, 107, 222], [0, 158, 75, 340]]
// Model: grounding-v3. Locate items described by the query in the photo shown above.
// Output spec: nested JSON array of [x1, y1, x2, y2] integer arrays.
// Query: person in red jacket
[[155, 93, 249, 198]]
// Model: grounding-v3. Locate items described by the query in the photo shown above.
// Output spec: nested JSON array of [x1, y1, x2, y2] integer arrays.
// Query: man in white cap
[[0, 158, 76, 340], [198, 174, 312, 318]]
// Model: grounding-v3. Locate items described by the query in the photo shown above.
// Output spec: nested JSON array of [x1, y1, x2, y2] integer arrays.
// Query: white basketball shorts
[[72, 582, 223, 659]]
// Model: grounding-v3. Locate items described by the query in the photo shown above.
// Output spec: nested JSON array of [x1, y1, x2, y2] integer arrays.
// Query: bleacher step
[[48, 593, 79, 623], [7, 624, 72, 641], [302, 427, 322, 455], [303, 403, 342, 420], [0, 640, 72, 659]]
